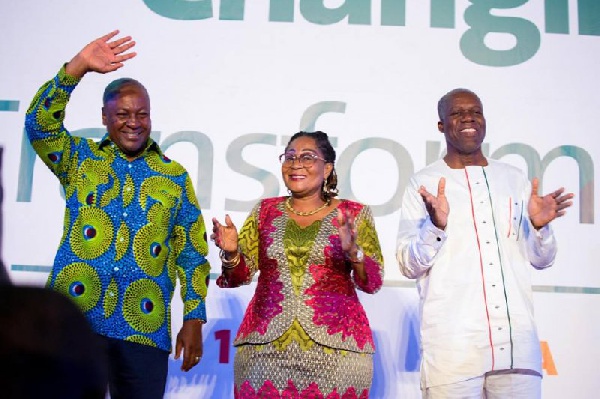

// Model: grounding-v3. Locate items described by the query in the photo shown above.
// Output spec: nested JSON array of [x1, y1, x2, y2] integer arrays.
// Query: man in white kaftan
[[396, 89, 574, 399]]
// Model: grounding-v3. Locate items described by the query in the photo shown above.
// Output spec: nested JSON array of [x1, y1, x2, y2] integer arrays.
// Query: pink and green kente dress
[[217, 196, 384, 398]]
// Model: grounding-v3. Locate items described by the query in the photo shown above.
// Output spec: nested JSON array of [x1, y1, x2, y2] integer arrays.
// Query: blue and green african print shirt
[[24, 66, 211, 352]]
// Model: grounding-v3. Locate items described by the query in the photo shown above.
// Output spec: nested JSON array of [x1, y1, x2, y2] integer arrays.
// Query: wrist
[[65, 56, 88, 79], [529, 218, 544, 230], [220, 249, 241, 269], [346, 246, 364, 263], [221, 249, 238, 260]]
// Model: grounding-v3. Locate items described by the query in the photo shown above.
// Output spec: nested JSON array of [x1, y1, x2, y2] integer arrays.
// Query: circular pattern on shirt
[[140, 176, 182, 210], [177, 265, 189, 294], [99, 175, 120, 207], [133, 224, 169, 277], [123, 279, 165, 333], [183, 299, 201, 316], [190, 218, 208, 255], [53, 262, 101, 312], [185, 176, 199, 206], [146, 154, 184, 176], [126, 334, 158, 348], [192, 263, 211, 300], [32, 139, 67, 167], [47, 151, 62, 164], [167, 254, 177, 286], [170, 225, 186, 258], [76, 159, 118, 207], [70, 207, 114, 260]]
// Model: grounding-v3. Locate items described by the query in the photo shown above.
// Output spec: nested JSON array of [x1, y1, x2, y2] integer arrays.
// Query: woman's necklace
[[286, 197, 331, 216]]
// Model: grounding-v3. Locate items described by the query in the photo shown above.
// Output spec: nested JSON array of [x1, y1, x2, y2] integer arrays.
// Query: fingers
[[173, 338, 183, 360], [182, 352, 203, 372], [210, 215, 238, 251], [108, 35, 133, 49], [112, 42, 136, 59], [530, 177, 539, 197], [337, 209, 355, 229], [99, 30, 120, 43], [210, 217, 221, 245], [418, 185, 433, 202], [193, 354, 203, 366], [556, 198, 573, 212], [437, 177, 446, 198], [337, 209, 348, 225], [109, 36, 137, 66], [114, 48, 137, 62], [549, 189, 574, 212], [551, 187, 565, 198]]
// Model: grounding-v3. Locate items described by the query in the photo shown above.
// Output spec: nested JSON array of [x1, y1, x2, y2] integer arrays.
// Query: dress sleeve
[[216, 201, 261, 288], [354, 204, 384, 294]]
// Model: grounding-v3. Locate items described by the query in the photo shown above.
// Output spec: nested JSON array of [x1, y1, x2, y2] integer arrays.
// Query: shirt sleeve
[[396, 177, 447, 279], [24, 65, 82, 187], [174, 173, 211, 322], [522, 180, 558, 269]]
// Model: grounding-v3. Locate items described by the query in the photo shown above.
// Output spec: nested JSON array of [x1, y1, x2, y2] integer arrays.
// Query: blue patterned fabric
[[24, 66, 211, 352]]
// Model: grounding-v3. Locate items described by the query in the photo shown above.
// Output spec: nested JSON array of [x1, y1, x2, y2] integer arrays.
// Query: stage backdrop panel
[[1, 1, 599, 397]]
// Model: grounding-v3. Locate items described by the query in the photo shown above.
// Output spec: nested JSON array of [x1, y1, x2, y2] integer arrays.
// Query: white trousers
[[424, 370, 542, 399]]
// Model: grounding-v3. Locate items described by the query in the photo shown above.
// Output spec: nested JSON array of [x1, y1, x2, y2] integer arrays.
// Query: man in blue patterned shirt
[[24, 30, 211, 399]]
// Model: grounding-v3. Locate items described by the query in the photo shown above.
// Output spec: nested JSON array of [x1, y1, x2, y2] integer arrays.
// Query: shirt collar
[[97, 134, 164, 158]]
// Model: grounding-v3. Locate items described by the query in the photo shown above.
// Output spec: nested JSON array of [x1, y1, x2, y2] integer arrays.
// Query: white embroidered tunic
[[396, 158, 557, 388]]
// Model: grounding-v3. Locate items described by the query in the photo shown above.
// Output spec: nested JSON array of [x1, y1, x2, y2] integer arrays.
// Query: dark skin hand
[[65, 30, 137, 79], [174, 319, 204, 371], [528, 178, 574, 228], [419, 177, 574, 231], [212, 210, 368, 283], [337, 209, 367, 283], [211, 215, 238, 254], [418, 177, 449, 230]]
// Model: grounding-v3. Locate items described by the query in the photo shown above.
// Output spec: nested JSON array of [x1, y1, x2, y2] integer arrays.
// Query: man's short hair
[[437, 88, 481, 121], [102, 78, 148, 106]]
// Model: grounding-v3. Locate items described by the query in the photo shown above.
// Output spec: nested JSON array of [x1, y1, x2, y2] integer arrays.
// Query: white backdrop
[[1, 1, 599, 397]]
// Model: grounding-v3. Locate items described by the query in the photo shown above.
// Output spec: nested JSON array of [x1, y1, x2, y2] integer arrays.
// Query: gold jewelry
[[220, 249, 240, 269], [286, 197, 330, 216]]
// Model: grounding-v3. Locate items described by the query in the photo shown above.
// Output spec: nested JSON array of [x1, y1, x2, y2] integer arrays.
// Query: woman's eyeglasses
[[279, 152, 327, 167]]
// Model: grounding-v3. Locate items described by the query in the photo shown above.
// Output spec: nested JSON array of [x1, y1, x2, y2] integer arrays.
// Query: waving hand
[[419, 177, 449, 230], [65, 30, 137, 78], [528, 178, 574, 229]]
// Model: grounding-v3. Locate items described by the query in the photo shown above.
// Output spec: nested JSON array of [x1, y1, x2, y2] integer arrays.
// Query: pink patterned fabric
[[235, 379, 369, 399], [332, 201, 382, 294], [216, 257, 251, 288], [236, 198, 285, 338], [352, 256, 383, 294], [305, 244, 375, 350], [220, 196, 383, 396]]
